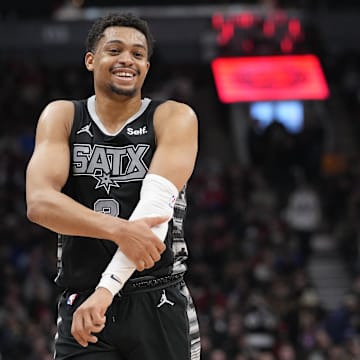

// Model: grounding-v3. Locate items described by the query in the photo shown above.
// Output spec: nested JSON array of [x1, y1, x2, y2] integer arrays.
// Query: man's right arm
[[25, 100, 165, 271]]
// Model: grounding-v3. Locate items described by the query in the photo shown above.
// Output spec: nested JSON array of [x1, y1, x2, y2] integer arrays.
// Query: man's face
[[85, 26, 150, 98]]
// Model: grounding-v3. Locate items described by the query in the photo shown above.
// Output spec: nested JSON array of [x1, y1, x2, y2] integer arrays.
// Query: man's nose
[[117, 51, 133, 64]]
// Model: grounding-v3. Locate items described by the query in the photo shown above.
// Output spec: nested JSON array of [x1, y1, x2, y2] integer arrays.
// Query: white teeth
[[115, 72, 134, 77]]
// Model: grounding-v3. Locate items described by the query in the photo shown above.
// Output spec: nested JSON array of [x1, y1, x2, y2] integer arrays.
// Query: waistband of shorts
[[116, 272, 185, 297]]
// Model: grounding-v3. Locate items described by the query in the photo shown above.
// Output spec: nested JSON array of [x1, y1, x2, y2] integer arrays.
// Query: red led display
[[212, 10, 305, 55], [211, 54, 329, 103]]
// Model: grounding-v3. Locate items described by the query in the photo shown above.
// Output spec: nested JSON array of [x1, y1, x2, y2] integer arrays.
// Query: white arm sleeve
[[96, 174, 179, 296]]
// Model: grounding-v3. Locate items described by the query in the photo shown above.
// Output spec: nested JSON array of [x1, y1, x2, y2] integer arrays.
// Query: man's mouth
[[114, 71, 135, 79]]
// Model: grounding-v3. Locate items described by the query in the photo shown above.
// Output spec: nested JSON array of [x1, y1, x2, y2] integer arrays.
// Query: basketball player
[[26, 12, 200, 360]]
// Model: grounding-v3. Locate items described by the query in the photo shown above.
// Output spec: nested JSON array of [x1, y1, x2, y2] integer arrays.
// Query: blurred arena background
[[1, 1, 360, 359]]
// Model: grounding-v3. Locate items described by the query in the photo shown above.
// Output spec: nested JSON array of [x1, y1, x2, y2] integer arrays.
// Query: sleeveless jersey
[[55, 96, 189, 291]]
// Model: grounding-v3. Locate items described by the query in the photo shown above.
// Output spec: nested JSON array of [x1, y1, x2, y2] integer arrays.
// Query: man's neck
[[94, 94, 142, 133]]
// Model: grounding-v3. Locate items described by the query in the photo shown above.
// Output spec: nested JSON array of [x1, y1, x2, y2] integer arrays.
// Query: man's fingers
[[136, 251, 165, 270], [143, 254, 155, 269], [128, 216, 169, 271], [71, 316, 88, 347], [91, 323, 106, 333], [72, 326, 103, 347], [87, 334, 99, 344], [157, 241, 166, 253], [136, 260, 146, 272], [134, 241, 165, 270], [144, 216, 169, 227], [83, 312, 95, 334], [150, 249, 161, 262], [92, 312, 106, 327], [72, 310, 106, 347]]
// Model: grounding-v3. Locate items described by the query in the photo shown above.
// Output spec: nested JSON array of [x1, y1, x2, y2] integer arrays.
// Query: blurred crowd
[[1, 0, 359, 21], [1, 49, 360, 360]]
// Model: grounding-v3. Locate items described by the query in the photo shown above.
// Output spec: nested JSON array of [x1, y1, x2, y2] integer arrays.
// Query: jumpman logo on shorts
[[157, 290, 175, 308]]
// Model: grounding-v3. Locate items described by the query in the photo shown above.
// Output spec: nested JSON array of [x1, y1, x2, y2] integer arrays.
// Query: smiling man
[[26, 13, 200, 360]]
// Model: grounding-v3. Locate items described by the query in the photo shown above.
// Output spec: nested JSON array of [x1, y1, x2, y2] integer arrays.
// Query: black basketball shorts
[[54, 282, 201, 360]]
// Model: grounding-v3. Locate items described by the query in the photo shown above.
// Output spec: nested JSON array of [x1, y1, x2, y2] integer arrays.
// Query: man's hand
[[116, 216, 168, 271], [71, 288, 113, 347]]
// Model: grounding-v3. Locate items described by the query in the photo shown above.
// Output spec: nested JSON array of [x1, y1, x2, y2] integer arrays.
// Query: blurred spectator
[[242, 292, 279, 353], [324, 292, 360, 344], [283, 168, 322, 262], [277, 342, 297, 360]]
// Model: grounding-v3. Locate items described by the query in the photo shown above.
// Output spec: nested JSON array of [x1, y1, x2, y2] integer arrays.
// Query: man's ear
[[144, 61, 150, 77], [85, 52, 94, 71]]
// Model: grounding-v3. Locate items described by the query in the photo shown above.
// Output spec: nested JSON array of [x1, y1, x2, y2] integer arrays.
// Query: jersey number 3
[[94, 198, 120, 217]]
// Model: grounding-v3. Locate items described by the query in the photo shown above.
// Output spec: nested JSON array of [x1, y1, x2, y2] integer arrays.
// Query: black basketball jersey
[[55, 96, 189, 291]]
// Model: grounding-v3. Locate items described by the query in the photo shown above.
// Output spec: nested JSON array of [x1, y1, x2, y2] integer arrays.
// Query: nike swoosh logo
[[110, 274, 123, 285]]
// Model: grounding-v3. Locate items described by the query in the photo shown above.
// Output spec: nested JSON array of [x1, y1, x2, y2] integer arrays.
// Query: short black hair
[[85, 12, 155, 59]]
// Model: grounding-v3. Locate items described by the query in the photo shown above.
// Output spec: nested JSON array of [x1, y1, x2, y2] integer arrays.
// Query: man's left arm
[[148, 100, 198, 191], [71, 101, 198, 347]]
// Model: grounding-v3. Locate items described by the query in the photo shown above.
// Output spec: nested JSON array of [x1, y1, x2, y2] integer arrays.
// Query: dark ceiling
[[0, 0, 359, 20]]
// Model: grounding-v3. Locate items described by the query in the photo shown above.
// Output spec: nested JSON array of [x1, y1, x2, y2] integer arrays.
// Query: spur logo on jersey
[[72, 143, 150, 194], [127, 126, 148, 136]]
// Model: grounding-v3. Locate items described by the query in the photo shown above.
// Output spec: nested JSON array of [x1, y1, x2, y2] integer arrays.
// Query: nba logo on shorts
[[67, 293, 78, 306], [169, 194, 176, 209]]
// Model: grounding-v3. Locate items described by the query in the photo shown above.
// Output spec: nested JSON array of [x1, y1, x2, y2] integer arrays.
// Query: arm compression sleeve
[[96, 174, 179, 296]]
